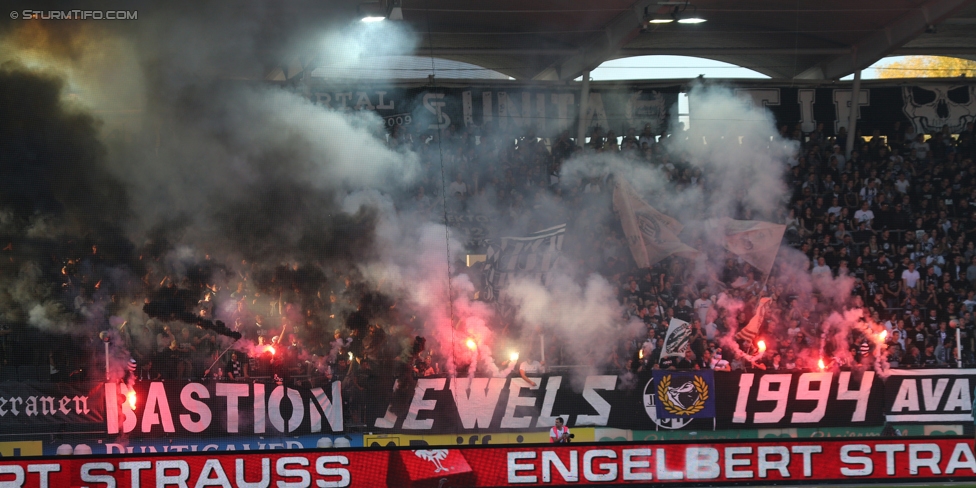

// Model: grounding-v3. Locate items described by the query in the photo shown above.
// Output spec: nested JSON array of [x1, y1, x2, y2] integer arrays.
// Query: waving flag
[[482, 224, 566, 301], [735, 296, 772, 343], [718, 218, 786, 278], [613, 179, 696, 268]]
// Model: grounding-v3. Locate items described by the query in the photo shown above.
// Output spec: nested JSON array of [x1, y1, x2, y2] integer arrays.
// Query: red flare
[[466, 339, 477, 350], [818, 358, 826, 371], [879, 330, 888, 341], [127, 391, 137, 410], [757, 340, 766, 353], [94, 280, 102, 290]]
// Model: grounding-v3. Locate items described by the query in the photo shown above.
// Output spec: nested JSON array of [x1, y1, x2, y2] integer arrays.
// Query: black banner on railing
[[883, 369, 975, 424], [308, 84, 681, 137], [5, 369, 973, 438], [369, 371, 887, 434], [307, 81, 976, 139]]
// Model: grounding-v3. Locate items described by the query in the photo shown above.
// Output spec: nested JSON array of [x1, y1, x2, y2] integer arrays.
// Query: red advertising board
[[2, 437, 975, 487]]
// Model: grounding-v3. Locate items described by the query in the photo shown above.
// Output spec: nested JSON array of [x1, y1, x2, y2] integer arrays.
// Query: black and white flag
[[482, 224, 566, 301]]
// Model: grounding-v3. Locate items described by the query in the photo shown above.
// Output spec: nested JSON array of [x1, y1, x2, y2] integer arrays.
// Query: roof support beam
[[797, 0, 973, 79], [531, 0, 655, 81]]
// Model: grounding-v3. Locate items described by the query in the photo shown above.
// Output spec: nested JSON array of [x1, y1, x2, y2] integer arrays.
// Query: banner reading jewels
[[370, 371, 885, 433]]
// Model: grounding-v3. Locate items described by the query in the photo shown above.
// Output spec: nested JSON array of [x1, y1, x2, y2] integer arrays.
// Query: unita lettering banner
[[307, 81, 976, 139], [3, 438, 975, 486]]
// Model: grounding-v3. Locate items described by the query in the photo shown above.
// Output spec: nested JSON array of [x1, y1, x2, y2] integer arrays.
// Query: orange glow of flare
[[94, 280, 102, 290], [510, 351, 519, 362], [757, 340, 766, 353], [639, 348, 644, 359], [879, 330, 888, 341], [818, 358, 826, 371], [266, 345, 276, 356], [127, 391, 137, 410], [466, 339, 477, 350]]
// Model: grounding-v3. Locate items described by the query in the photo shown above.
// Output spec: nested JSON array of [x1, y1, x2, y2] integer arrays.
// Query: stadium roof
[[270, 0, 976, 82]]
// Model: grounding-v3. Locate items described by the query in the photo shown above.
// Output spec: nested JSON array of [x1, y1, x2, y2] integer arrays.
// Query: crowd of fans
[[3, 104, 976, 416]]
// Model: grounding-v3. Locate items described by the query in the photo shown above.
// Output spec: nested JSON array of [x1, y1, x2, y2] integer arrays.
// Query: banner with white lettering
[[103, 380, 343, 437], [308, 81, 976, 140], [369, 371, 887, 434], [309, 84, 680, 138], [0, 382, 105, 435], [883, 369, 975, 424]]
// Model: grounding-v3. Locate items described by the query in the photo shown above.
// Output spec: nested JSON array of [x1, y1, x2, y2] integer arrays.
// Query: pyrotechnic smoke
[[0, 3, 883, 389]]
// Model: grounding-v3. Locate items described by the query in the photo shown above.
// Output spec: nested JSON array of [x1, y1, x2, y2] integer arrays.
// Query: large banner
[[4, 438, 976, 486], [3, 370, 975, 440], [307, 81, 976, 139], [309, 83, 680, 137], [731, 83, 976, 136], [370, 371, 885, 434]]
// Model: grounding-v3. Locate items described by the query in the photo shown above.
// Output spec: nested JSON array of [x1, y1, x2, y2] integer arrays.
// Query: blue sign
[[652, 370, 715, 419]]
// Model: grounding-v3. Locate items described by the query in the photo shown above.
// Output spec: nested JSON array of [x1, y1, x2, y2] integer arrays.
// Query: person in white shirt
[[811, 257, 832, 278], [901, 262, 921, 291], [854, 202, 875, 228], [894, 173, 911, 194], [693, 291, 713, 325], [448, 173, 468, 196], [910, 134, 930, 161]]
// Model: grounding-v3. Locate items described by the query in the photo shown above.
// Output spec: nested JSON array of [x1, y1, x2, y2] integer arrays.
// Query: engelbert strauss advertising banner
[[3, 438, 976, 486]]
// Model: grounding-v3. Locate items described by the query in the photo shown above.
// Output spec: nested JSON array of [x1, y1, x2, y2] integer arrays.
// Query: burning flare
[[466, 339, 477, 350], [818, 358, 826, 371], [127, 390, 137, 410], [879, 330, 887, 341], [509, 351, 519, 362], [757, 340, 766, 353]]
